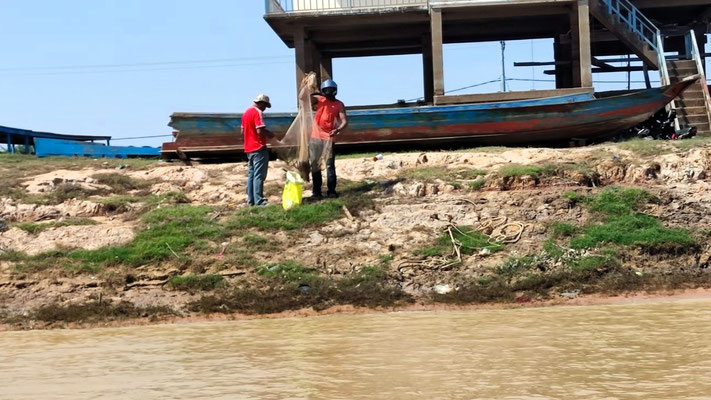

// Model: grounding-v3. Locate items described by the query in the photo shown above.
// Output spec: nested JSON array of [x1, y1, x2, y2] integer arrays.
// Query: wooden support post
[[294, 26, 313, 97], [554, 35, 573, 89], [320, 55, 333, 82], [431, 8, 445, 97], [311, 42, 322, 84], [422, 35, 434, 103], [571, 0, 592, 88], [643, 64, 652, 89]]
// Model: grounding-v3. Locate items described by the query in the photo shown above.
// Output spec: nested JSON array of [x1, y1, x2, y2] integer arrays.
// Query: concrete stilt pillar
[[422, 35, 434, 103], [570, 0, 593, 88], [431, 8, 445, 97]]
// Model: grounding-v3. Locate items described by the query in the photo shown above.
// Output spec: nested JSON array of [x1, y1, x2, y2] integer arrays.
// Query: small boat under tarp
[[161, 77, 697, 160]]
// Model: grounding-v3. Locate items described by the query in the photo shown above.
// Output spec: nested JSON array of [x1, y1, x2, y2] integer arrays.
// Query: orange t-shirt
[[311, 96, 345, 140]]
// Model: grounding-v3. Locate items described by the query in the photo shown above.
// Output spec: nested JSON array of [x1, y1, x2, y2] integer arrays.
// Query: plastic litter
[[282, 171, 304, 210], [561, 289, 581, 298], [434, 284, 453, 294], [373, 154, 384, 161]]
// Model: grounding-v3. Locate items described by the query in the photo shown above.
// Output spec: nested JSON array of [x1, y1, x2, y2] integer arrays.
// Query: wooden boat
[[161, 77, 696, 160]]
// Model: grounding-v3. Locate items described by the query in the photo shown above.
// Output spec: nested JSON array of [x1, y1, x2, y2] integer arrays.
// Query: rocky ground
[[1, 138, 711, 329]]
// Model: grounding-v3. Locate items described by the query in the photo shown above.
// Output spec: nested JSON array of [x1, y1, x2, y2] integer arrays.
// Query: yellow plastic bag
[[282, 171, 304, 210]]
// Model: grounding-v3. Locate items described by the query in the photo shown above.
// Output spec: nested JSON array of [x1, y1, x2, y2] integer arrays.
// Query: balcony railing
[[265, 0, 428, 14]]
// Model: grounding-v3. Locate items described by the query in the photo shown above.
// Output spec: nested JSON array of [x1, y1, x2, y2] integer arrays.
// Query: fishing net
[[273, 72, 334, 181]]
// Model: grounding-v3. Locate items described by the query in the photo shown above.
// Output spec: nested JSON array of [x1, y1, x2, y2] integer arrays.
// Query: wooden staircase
[[668, 60, 711, 136], [589, 0, 664, 70]]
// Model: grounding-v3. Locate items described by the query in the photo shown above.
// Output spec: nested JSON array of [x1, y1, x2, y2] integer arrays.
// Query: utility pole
[[500, 41, 507, 92]]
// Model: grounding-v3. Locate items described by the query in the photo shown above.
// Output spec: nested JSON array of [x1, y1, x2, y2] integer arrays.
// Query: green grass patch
[[98, 191, 189, 214], [32, 183, 107, 205], [341, 266, 387, 287], [551, 222, 580, 238], [222, 248, 260, 268], [168, 274, 225, 291], [68, 205, 222, 269], [14, 217, 98, 234], [0, 153, 157, 170], [569, 255, 619, 271], [616, 138, 672, 156], [15, 222, 54, 234], [496, 255, 538, 278], [257, 260, 321, 284], [498, 163, 555, 178], [569, 213, 693, 250], [241, 233, 280, 252], [98, 195, 142, 212], [415, 226, 503, 257], [228, 202, 343, 231], [543, 239, 565, 258], [553, 187, 694, 252], [583, 186, 654, 216], [468, 178, 487, 191], [91, 173, 153, 192], [670, 136, 711, 151]]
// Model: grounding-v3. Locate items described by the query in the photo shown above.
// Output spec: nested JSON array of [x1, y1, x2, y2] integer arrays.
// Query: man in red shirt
[[309, 79, 348, 199], [242, 94, 274, 206]]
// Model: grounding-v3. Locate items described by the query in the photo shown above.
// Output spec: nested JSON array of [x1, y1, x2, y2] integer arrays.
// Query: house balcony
[[265, 0, 427, 14]]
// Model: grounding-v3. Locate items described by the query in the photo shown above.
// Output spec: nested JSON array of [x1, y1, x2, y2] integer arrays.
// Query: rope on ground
[[397, 257, 460, 274], [397, 214, 526, 271], [490, 222, 526, 244]]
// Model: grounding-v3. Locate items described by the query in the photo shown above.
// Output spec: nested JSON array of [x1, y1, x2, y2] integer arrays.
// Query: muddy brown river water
[[1, 299, 710, 399]]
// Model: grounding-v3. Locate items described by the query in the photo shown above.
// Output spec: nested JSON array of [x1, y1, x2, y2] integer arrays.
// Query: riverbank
[[2, 287, 711, 332], [2, 138, 711, 330]]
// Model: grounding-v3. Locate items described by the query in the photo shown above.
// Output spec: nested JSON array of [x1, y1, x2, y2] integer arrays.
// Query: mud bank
[[1, 139, 710, 330]]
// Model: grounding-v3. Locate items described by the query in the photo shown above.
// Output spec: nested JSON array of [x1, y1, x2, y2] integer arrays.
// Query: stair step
[[678, 94, 705, 101], [668, 69, 699, 77], [675, 98, 707, 107], [667, 60, 697, 68], [679, 115, 711, 125], [673, 106, 708, 116], [677, 84, 706, 95]]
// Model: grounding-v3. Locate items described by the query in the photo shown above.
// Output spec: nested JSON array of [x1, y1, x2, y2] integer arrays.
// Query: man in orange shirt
[[309, 79, 348, 199]]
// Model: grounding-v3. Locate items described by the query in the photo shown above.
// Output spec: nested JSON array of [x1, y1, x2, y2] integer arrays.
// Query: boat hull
[[162, 80, 694, 158]]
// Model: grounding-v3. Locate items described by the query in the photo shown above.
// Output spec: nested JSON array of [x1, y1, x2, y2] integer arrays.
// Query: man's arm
[[330, 108, 349, 137], [255, 109, 275, 139], [257, 126, 275, 139]]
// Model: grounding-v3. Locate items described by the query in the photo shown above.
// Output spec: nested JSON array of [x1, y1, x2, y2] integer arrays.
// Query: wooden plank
[[434, 88, 594, 105]]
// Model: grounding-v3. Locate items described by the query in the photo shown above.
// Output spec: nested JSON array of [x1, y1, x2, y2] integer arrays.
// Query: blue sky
[[0, 1, 708, 147]]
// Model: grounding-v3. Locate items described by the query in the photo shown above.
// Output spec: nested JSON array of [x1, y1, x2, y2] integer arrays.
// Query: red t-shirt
[[242, 106, 267, 153], [312, 96, 346, 140]]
